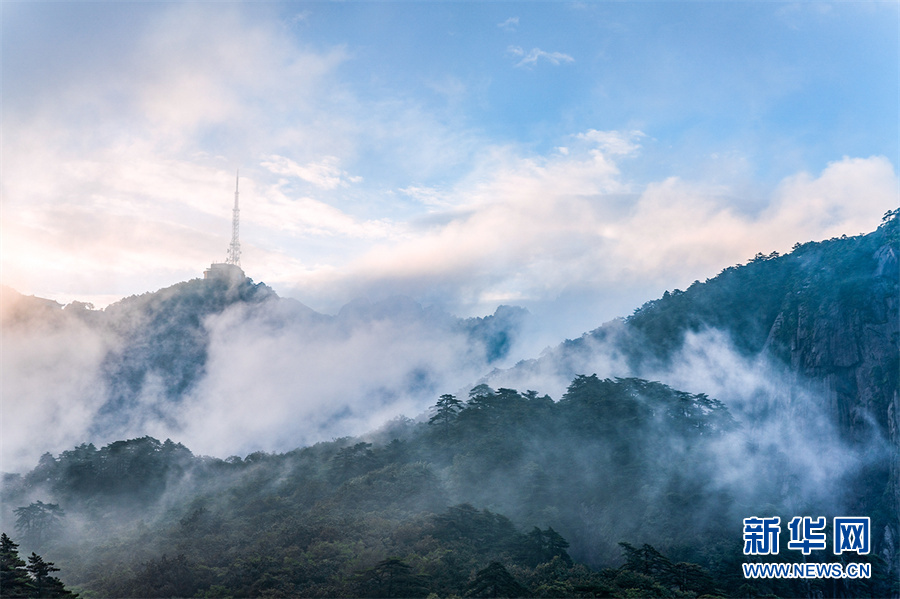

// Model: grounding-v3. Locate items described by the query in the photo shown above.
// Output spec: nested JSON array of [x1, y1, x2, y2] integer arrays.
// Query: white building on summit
[[204, 170, 246, 281]]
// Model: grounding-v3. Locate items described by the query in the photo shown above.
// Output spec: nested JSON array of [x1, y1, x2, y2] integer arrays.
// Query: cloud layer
[[3, 3, 895, 330], [0, 288, 512, 471], [2, 2, 897, 456]]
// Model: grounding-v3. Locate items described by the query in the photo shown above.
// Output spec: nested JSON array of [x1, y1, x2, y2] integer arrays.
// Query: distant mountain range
[[1, 273, 528, 463], [1, 212, 896, 597], [491, 210, 898, 450]]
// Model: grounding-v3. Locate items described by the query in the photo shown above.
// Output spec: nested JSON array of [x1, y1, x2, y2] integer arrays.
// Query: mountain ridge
[[1, 213, 897, 597], [487, 212, 898, 442]]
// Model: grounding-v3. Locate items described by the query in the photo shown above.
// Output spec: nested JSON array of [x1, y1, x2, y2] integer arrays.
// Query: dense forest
[[1, 268, 528, 467], [1, 375, 894, 597], [1, 213, 897, 597]]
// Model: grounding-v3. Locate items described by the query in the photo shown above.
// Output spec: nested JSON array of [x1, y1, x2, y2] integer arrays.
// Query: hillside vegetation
[[1, 213, 897, 598], [2, 373, 893, 597]]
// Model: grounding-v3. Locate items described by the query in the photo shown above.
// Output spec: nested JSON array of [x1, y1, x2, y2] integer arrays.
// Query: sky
[[2, 0, 898, 346]]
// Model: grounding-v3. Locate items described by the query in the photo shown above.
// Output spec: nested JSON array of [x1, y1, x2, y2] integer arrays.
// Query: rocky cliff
[[489, 212, 900, 577]]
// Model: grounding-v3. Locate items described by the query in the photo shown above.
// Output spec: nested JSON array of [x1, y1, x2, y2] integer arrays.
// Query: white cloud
[[290, 144, 896, 328], [251, 185, 396, 240], [399, 186, 456, 209], [498, 17, 519, 32], [261, 154, 362, 190], [290, 10, 312, 25], [0, 299, 113, 471], [0, 285, 501, 469], [172, 301, 488, 457], [507, 46, 575, 68], [577, 129, 646, 156], [3, 3, 895, 340], [764, 156, 899, 241], [0, 4, 355, 302]]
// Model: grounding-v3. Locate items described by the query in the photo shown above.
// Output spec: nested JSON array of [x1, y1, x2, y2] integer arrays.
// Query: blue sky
[[2, 1, 898, 346]]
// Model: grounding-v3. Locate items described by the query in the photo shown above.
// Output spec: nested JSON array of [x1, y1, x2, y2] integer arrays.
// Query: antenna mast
[[226, 169, 241, 266]]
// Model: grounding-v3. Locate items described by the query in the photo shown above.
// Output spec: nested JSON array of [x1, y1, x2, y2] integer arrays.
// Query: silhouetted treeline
[[3, 373, 894, 597], [2, 213, 896, 598]]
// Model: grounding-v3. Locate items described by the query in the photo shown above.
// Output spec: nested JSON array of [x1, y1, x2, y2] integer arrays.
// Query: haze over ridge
[[3, 2, 897, 345], [2, 216, 896, 480]]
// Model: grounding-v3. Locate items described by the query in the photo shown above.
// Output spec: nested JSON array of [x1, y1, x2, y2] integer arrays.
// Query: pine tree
[[27, 552, 78, 598], [356, 558, 430, 598], [542, 527, 572, 566], [14, 501, 65, 547], [516, 527, 572, 567], [465, 562, 528, 598], [0, 533, 34, 598], [428, 394, 463, 433]]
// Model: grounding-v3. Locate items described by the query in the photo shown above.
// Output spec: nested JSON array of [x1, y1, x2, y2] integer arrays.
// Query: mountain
[[0, 375, 892, 597], [1, 213, 896, 598], [1, 276, 528, 469], [483, 210, 899, 579], [493, 210, 898, 445], [1, 377, 745, 597]]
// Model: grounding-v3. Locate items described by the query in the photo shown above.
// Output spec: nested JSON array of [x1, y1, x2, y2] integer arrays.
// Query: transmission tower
[[226, 169, 241, 266]]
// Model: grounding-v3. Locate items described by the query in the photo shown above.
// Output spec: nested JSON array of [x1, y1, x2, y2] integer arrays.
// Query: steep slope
[[624, 212, 898, 443], [2, 216, 896, 598], [501, 212, 897, 412], [488, 211, 900, 575], [3, 375, 893, 597], [2, 274, 528, 468]]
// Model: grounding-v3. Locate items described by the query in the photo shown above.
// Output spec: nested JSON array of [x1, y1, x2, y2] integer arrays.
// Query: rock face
[[713, 218, 900, 578], [779, 240, 898, 440], [652, 217, 899, 577], [766, 221, 898, 577], [491, 214, 900, 577]]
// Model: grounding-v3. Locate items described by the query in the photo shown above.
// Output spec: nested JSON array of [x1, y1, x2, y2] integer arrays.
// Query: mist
[[485, 324, 890, 525], [0, 283, 526, 473], [0, 292, 113, 473], [1, 281, 886, 521], [1, 215, 895, 596], [171, 298, 492, 458]]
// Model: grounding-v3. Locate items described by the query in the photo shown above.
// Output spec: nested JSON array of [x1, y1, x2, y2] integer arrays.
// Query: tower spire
[[226, 169, 241, 266]]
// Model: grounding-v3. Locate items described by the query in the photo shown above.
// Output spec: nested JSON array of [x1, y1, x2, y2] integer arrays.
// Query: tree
[[356, 558, 430, 598], [466, 384, 496, 409], [330, 442, 378, 481], [671, 561, 717, 595], [516, 527, 572, 567], [542, 527, 572, 566], [430, 505, 520, 553], [618, 542, 674, 585], [465, 562, 528, 598], [428, 394, 463, 433], [27, 552, 77, 598], [1, 533, 34, 597], [14, 501, 65, 547], [518, 527, 546, 566], [130, 554, 198, 598]]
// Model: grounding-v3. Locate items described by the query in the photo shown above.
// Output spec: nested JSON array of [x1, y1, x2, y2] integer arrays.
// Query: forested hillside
[[1, 213, 897, 598], [3, 371, 896, 597], [487, 211, 899, 579], [1, 274, 527, 471]]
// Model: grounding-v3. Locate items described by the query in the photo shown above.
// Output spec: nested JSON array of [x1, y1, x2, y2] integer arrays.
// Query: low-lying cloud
[[0, 290, 508, 472], [486, 325, 889, 520], [291, 150, 896, 339], [169, 300, 490, 459]]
